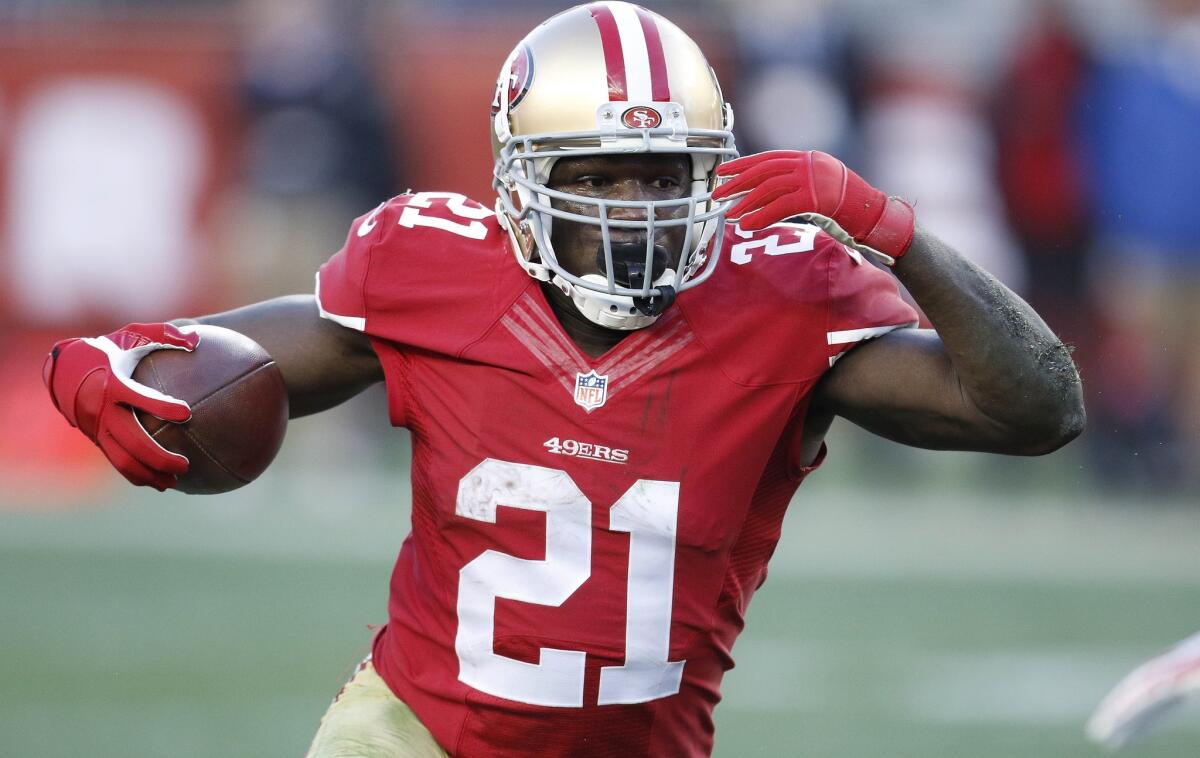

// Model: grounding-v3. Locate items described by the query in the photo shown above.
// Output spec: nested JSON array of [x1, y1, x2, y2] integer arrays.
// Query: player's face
[[546, 154, 691, 284]]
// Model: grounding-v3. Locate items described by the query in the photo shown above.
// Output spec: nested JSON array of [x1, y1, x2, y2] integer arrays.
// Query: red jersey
[[316, 192, 916, 757]]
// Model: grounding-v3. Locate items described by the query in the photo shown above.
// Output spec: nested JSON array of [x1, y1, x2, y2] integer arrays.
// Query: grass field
[[3, 416, 1199, 757]]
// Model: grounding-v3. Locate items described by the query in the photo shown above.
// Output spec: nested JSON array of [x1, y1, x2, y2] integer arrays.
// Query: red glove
[[712, 150, 916, 263], [43, 323, 199, 491]]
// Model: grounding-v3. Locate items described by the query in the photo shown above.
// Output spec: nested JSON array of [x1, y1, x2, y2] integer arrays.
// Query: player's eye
[[651, 177, 681, 190], [576, 175, 606, 189]]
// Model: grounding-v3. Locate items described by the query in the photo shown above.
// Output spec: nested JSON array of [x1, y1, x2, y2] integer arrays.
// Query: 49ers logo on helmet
[[491, 43, 534, 116], [621, 106, 662, 129]]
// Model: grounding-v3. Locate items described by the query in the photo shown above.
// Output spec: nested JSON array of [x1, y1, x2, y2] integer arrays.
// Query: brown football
[[132, 324, 288, 494]]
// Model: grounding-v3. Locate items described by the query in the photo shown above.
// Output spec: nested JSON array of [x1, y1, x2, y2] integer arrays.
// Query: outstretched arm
[[174, 294, 383, 418], [814, 227, 1084, 454], [44, 295, 383, 489]]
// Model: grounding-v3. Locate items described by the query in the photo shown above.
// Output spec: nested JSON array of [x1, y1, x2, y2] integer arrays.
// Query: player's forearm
[[892, 227, 1085, 452], [173, 295, 383, 418]]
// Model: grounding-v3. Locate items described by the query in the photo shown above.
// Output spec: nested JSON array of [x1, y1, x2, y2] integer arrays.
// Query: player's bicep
[[813, 328, 1013, 452], [188, 295, 383, 418]]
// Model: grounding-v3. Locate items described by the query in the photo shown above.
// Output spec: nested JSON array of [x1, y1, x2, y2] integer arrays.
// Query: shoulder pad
[[675, 221, 915, 385], [316, 192, 527, 353]]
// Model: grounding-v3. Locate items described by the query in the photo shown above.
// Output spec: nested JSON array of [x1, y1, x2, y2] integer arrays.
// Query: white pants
[[306, 658, 447, 758]]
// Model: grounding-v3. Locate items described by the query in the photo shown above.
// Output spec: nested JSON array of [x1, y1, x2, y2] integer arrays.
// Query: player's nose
[[606, 180, 651, 206], [605, 184, 683, 222]]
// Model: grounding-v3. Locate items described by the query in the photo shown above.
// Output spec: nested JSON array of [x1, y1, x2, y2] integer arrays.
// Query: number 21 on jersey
[[398, 192, 492, 239], [455, 458, 684, 708]]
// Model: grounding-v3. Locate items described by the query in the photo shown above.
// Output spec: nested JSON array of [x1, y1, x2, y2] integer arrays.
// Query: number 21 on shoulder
[[398, 192, 492, 240]]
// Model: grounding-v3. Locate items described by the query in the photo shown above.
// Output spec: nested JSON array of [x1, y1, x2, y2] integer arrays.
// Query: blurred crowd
[[1, 0, 1197, 500]]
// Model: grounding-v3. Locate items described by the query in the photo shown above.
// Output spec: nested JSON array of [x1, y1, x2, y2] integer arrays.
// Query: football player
[[42, 3, 1085, 756]]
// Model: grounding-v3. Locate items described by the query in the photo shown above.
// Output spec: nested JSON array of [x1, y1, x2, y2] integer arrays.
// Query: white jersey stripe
[[596, 307, 684, 373], [314, 273, 367, 332], [501, 314, 576, 394], [515, 294, 590, 370], [619, 332, 694, 388], [511, 301, 587, 375], [600, 319, 685, 380], [826, 323, 913, 346], [609, 2, 652, 101]]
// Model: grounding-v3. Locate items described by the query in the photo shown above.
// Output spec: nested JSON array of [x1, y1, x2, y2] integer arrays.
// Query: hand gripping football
[[132, 325, 288, 494]]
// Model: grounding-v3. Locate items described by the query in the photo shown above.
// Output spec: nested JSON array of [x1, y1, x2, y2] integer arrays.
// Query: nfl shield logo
[[574, 370, 609, 411]]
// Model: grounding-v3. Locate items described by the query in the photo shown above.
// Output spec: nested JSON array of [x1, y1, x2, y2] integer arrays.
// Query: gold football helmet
[[492, 1, 736, 329]]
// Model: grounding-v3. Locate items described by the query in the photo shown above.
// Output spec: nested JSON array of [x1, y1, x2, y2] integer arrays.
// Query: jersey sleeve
[[315, 198, 411, 425], [823, 242, 919, 367], [314, 201, 384, 333], [314, 192, 517, 427], [783, 237, 917, 478]]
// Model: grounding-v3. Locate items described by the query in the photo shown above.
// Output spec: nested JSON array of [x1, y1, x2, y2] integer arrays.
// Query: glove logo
[[621, 106, 661, 129]]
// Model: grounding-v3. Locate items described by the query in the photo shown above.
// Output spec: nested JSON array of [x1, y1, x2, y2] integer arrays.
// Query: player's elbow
[[1015, 401, 1087, 456], [1003, 362, 1087, 455], [1032, 350, 1087, 454]]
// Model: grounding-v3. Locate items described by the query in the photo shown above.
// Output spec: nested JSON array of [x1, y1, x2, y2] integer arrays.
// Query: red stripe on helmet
[[635, 6, 671, 102], [589, 3, 627, 101]]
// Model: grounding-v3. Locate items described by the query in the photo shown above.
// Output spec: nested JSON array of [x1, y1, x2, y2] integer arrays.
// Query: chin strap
[[498, 203, 553, 281], [554, 273, 664, 331]]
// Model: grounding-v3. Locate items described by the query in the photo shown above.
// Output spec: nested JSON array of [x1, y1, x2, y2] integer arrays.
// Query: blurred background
[[1, 0, 1198, 755]]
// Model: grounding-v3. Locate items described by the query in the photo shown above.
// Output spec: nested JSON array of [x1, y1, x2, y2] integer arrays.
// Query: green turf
[[3, 426, 1199, 757]]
